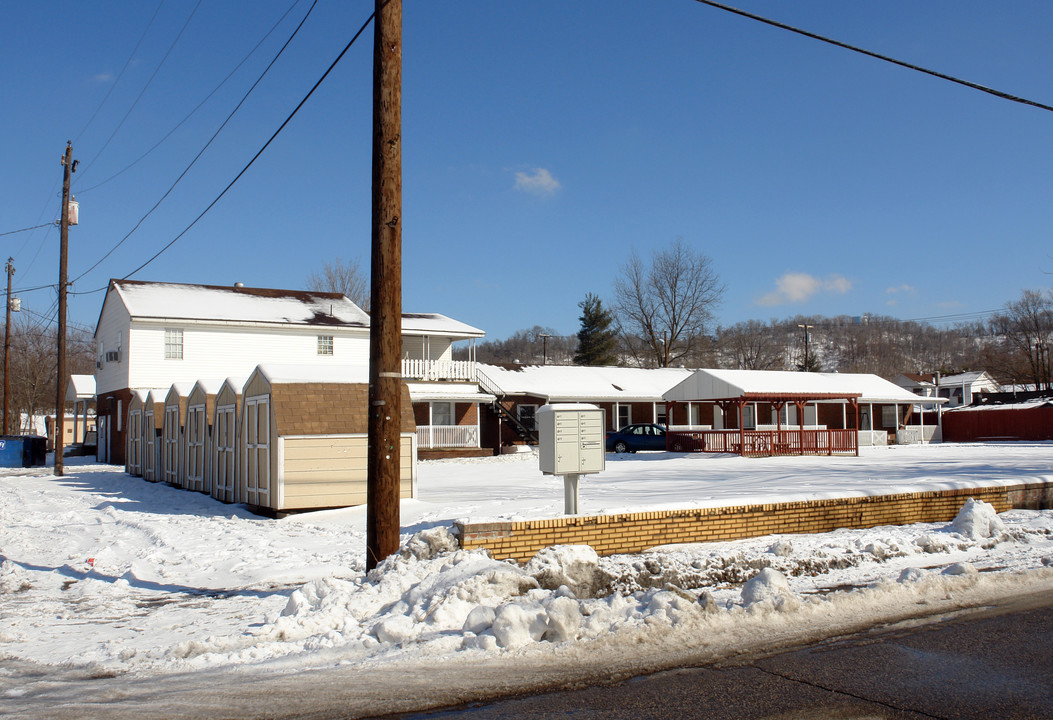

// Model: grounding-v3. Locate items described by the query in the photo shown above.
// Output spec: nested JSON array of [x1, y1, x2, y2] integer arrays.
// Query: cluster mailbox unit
[[537, 403, 605, 514]]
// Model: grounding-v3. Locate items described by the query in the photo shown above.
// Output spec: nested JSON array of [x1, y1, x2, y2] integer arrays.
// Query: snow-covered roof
[[252, 364, 370, 386], [664, 369, 937, 404], [401, 313, 484, 338], [99, 281, 486, 342], [405, 382, 495, 403], [947, 398, 1053, 412], [938, 371, 996, 387], [478, 364, 695, 402], [108, 280, 370, 329], [165, 382, 196, 400], [65, 374, 96, 401], [189, 379, 230, 398]]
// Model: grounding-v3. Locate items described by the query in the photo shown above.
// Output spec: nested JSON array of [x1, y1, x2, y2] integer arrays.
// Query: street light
[[539, 333, 551, 365]]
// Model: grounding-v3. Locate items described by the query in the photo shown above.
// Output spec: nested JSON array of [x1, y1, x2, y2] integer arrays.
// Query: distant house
[[475, 364, 695, 447], [93, 280, 489, 464], [893, 373, 937, 398], [936, 371, 1000, 407]]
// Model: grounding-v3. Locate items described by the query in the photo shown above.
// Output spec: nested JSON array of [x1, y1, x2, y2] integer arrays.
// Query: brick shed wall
[[456, 481, 1053, 564]]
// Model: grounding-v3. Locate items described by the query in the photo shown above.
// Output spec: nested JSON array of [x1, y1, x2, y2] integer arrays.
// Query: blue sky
[[3, 1, 1052, 341]]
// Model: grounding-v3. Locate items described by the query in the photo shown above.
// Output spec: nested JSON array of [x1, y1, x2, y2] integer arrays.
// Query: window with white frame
[[617, 405, 631, 429], [164, 328, 183, 359], [317, 335, 334, 356], [431, 401, 453, 426]]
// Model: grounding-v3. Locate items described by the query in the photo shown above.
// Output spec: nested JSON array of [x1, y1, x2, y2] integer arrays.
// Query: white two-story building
[[93, 279, 490, 464]]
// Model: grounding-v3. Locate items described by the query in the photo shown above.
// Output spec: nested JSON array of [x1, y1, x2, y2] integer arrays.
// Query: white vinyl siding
[[123, 324, 370, 392]]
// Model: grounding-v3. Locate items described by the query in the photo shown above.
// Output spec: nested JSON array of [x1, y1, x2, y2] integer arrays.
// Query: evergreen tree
[[574, 293, 618, 366]]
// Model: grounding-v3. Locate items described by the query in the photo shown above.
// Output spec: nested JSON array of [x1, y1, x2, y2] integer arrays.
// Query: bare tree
[[614, 239, 725, 367], [717, 320, 786, 370], [986, 289, 1053, 390], [306, 258, 370, 310]]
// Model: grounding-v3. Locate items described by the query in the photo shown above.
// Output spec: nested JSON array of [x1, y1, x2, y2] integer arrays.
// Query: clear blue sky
[[3, 1, 1052, 341]]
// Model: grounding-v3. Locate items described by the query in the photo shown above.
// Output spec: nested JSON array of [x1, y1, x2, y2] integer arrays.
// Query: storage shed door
[[144, 410, 156, 481], [127, 410, 142, 475], [186, 405, 206, 490], [214, 405, 236, 502], [164, 406, 180, 484], [245, 397, 270, 505]]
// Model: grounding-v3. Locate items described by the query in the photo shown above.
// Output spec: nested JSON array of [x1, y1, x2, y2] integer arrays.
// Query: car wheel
[[614, 441, 628, 454]]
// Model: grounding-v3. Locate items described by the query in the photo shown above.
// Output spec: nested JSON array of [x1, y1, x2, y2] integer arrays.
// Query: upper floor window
[[165, 328, 183, 359], [317, 335, 334, 356]]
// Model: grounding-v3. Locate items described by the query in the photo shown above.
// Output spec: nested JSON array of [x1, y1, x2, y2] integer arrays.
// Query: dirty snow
[[1, 443, 1052, 696]]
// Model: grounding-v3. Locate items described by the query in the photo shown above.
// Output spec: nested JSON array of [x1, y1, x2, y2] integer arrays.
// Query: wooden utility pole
[[55, 142, 74, 476], [3, 257, 13, 435], [366, 0, 403, 570]]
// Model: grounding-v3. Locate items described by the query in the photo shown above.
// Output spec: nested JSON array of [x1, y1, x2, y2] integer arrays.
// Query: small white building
[[93, 280, 490, 464]]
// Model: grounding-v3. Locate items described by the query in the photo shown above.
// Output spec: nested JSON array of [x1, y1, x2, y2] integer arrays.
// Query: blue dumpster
[[0, 436, 47, 468]]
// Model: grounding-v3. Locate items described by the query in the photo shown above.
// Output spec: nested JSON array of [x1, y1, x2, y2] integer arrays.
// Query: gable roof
[[478, 364, 695, 402], [96, 280, 485, 340], [102, 279, 370, 330], [664, 369, 934, 404], [938, 370, 997, 387]]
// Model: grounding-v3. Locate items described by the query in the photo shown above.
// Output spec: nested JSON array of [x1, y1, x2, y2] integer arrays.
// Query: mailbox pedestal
[[537, 404, 605, 514]]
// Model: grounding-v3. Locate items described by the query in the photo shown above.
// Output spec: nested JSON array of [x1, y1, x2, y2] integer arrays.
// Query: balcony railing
[[416, 424, 480, 449], [402, 359, 476, 382]]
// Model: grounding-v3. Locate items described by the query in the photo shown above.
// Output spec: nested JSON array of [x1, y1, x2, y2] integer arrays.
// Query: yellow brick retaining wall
[[455, 481, 1053, 564]]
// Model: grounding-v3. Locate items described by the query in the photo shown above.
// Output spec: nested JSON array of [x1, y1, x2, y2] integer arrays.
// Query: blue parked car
[[605, 423, 667, 453]]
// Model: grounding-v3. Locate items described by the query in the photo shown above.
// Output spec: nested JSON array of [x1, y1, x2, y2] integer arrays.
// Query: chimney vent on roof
[[234, 282, 244, 289]]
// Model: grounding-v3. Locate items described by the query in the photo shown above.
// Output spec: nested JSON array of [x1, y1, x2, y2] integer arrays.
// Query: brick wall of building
[[456, 481, 1053, 564]]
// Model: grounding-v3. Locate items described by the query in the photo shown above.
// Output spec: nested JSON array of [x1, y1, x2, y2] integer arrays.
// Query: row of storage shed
[[125, 365, 417, 513]]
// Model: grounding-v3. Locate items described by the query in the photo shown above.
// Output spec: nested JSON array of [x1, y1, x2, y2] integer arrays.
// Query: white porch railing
[[402, 359, 477, 381], [417, 425, 480, 449]]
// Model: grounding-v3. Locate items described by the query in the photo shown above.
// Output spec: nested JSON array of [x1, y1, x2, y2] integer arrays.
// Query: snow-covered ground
[[1, 443, 1052, 706]]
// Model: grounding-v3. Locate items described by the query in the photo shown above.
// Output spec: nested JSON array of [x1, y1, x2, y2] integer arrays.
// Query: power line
[[0, 222, 54, 238], [74, 0, 204, 185], [693, 0, 1053, 114], [117, 10, 377, 284], [71, 0, 321, 285], [72, 0, 168, 145], [76, 0, 305, 195]]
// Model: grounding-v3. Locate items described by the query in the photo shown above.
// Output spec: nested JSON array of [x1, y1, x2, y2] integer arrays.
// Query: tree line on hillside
[[0, 310, 95, 433], [442, 242, 1053, 389]]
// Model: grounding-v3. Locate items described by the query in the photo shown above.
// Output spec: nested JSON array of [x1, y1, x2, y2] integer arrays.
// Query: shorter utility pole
[[798, 324, 814, 372], [55, 141, 75, 476], [539, 333, 551, 365], [3, 257, 13, 435]]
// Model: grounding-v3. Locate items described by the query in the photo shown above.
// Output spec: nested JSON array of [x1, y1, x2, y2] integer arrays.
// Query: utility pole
[[366, 0, 402, 571], [3, 258, 13, 435], [798, 324, 814, 372], [55, 142, 74, 476]]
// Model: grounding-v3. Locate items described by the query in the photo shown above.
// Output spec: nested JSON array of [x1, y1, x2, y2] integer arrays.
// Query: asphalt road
[[394, 592, 1053, 720]]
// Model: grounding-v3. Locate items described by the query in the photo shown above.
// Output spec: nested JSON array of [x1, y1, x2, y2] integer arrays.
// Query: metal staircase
[[476, 368, 539, 444]]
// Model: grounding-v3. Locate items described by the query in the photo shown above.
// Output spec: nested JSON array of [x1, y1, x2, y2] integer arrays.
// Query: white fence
[[401, 359, 476, 382], [416, 425, 479, 449]]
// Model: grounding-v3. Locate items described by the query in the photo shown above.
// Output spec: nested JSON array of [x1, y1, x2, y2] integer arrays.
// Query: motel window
[[164, 328, 183, 359], [656, 404, 667, 427], [317, 335, 334, 356], [882, 405, 899, 428], [518, 404, 537, 431], [431, 401, 453, 426], [618, 405, 631, 429]]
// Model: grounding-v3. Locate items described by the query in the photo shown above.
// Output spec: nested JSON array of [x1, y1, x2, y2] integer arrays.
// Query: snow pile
[[950, 498, 1007, 540], [2, 448, 1053, 684]]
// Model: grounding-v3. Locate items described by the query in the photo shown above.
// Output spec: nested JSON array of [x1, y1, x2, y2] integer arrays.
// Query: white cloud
[[756, 272, 852, 307], [92, 72, 114, 83], [885, 284, 915, 295], [514, 168, 561, 196]]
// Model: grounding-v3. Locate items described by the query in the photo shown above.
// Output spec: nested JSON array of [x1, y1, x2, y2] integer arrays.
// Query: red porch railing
[[666, 429, 857, 457]]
